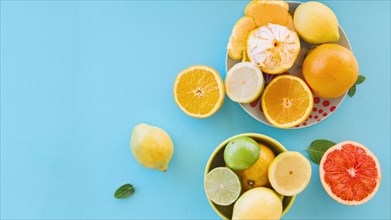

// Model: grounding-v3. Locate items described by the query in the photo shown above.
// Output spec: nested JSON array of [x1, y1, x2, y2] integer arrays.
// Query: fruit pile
[[204, 136, 311, 219], [173, 0, 362, 129], [225, 0, 360, 128]]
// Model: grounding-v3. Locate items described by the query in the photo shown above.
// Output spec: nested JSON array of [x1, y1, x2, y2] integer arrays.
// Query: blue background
[[1, 1, 390, 219]]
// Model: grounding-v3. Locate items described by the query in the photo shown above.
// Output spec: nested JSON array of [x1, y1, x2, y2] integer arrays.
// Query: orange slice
[[244, 0, 295, 30], [173, 65, 224, 118], [261, 75, 313, 128], [227, 16, 257, 60], [247, 23, 300, 74]]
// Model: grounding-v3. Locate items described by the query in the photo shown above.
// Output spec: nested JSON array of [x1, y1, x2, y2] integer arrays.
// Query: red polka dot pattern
[[244, 69, 346, 128]]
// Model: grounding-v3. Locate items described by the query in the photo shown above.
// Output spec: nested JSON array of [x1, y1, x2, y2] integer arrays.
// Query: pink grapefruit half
[[319, 141, 381, 205]]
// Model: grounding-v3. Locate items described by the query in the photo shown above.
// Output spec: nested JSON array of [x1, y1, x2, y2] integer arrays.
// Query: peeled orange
[[173, 65, 224, 118], [303, 44, 359, 98], [261, 75, 313, 128], [227, 16, 257, 60], [247, 23, 300, 74]]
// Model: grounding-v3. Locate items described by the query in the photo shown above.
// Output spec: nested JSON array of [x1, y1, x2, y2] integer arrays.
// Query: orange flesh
[[263, 78, 311, 124], [176, 69, 221, 115], [323, 144, 379, 201]]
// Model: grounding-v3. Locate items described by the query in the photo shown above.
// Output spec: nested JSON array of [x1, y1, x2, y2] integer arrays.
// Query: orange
[[173, 65, 224, 118], [261, 75, 313, 128], [227, 16, 257, 60], [235, 143, 276, 192], [247, 23, 300, 74], [303, 44, 359, 98], [244, 0, 295, 31]]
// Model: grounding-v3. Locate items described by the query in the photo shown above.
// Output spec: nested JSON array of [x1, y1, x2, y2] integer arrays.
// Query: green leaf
[[114, 184, 135, 199], [306, 139, 336, 164], [355, 75, 366, 85], [348, 85, 356, 97]]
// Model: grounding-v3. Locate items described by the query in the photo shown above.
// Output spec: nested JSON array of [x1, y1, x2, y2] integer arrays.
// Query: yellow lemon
[[294, 1, 340, 44], [232, 187, 282, 220], [130, 123, 174, 172]]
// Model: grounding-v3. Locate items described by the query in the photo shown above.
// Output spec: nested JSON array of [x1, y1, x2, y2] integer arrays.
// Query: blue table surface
[[1, 1, 390, 219]]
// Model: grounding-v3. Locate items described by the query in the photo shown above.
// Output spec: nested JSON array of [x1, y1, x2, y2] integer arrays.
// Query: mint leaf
[[348, 84, 356, 97], [306, 139, 336, 164], [114, 184, 135, 199], [355, 75, 366, 85]]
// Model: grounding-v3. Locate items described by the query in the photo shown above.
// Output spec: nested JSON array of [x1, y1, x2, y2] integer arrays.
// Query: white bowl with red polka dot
[[225, 2, 350, 129]]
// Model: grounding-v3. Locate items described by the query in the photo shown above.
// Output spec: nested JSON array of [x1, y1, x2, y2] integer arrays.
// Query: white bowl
[[226, 1, 351, 129]]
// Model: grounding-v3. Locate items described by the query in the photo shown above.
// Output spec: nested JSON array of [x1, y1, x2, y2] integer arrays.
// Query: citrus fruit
[[232, 187, 282, 220], [303, 44, 359, 98], [235, 143, 275, 191], [294, 1, 340, 44], [227, 16, 257, 60], [173, 65, 224, 118], [261, 75, 314, 128], [130, 123, 174, 172], [319, 141, 381, 206], [225, 62, 265, 103], [244, 0, 294, 30], [247, 24, 300, 74], [268, 151, 312, 196], [204, 167, 242, 206], [224, 136, 260, 170]]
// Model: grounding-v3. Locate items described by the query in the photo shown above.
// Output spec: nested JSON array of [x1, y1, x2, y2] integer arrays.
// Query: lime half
[[225, 62, 264, 103], [204, 167, 242, 206]]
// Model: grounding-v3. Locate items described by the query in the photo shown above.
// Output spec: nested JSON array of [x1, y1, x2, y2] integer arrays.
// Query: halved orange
[[173, 65, 224, 118], [261, 75, 313, 128]]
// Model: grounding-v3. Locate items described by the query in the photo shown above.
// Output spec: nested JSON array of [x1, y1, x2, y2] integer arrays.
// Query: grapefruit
[[319, 141, 382, 205]]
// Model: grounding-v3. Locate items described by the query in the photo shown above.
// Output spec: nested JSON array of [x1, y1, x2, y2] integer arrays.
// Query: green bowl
[[204, 133, 296, 219]]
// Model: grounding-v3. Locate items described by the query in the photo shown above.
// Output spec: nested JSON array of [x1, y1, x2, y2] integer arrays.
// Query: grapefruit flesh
[[319, 141, 381, 205]]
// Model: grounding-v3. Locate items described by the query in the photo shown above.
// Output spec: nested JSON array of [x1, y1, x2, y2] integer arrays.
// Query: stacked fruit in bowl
[[225, 0, 360, 128], [204, 134, 312, 219]]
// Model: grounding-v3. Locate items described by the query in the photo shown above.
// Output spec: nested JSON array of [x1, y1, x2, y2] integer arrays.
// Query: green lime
[[224, 136, 260, 170], [204, 167, 241, 206]]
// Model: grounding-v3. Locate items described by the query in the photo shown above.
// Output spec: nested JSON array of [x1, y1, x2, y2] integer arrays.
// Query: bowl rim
[[204, 133, 296, 219], [225, 0, 352, 129]]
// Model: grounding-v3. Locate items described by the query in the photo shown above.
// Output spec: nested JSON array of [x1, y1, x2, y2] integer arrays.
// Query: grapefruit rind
[[319, 141, 382, 206]]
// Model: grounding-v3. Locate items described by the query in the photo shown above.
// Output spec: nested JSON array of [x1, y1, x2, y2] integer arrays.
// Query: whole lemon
[[235, 143, 275, 192], [294, 1, 340, 44], [232, 187, 282, 220], [130, 123, 174, 172], [303, 44, 359, 98]]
